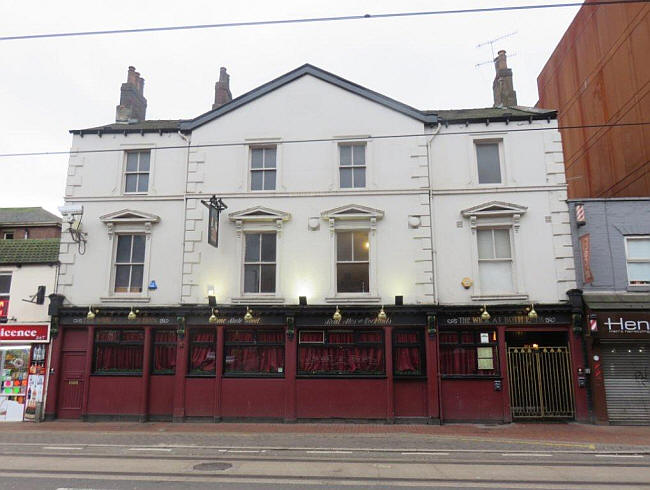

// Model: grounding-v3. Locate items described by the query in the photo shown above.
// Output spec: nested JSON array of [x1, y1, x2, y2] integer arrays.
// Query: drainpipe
[[425, 123, 441, 304], [178, 130, 192, 304]]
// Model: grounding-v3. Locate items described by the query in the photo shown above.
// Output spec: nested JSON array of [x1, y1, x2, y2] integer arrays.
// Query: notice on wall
[[480, 332, 489, 344], [580, 234, 594, 284]]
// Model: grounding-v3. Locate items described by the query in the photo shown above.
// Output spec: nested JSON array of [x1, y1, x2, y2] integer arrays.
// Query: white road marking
[[42, 446, 84, 450], [402, 452, 450, 456], [503, 453, 553, 457], [595, 454, 643, 458], [306, 450, 353, 454], [127, 447, 172, 452], [227, 449, 265, 453]]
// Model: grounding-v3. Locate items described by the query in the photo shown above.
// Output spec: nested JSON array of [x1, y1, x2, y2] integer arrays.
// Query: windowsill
[[231, 296, 285, 304], [297, 374, 386, 379], [123, 192, 149, 196], [223, 373, 285, 378], [91, 372, 142, 377], [186, 373, 216, 378], [325, 296, 381, 304], [471, 293, 528, 301], [627, 285, 650, 292], [441, 374, 502, 380], [100, 296, 151, 304], [394, 375, 427, 380]]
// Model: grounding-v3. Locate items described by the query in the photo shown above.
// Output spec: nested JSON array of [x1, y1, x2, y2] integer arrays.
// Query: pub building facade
[[569, 199, 650, 425], [46, 62, 589, 422]]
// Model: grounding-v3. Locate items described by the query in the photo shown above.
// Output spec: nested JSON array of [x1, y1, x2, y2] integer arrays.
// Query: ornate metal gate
[[507, 346, 575, 419]]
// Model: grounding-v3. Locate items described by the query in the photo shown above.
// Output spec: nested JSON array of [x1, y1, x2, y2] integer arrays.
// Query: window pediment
[[100, 209, 160, 236], [461, 201, 527, 232], [229, 206, 291, 235], [321, 204, 384, 221]]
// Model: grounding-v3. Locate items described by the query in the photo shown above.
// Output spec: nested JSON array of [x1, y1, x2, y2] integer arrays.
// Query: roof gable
[[182, 64, 437, 130]]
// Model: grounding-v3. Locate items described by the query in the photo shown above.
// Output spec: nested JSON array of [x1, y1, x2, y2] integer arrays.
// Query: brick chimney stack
[[115, 66, 147, 123], [492, 50, 517, 107], [213, 67, 232, 110]]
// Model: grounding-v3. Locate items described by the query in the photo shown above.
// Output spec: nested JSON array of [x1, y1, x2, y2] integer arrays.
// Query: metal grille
[[507, 346, 575, 418], [600, 344, 650, 425]]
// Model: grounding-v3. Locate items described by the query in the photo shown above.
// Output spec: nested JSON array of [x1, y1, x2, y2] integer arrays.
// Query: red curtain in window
[[190, 332, 216, 373], [298, 345, 384, 373], [394, 333, 421, 373], [153, 331, 177, 372], [226, 330, 255, 342], [225, 346, 284, 373], [95, 345, 143, 371], [440, 346, 478, 375]]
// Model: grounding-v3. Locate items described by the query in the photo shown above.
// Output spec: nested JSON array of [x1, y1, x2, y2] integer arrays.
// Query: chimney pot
[[213, 67, 232, 110], [116, 66, 147, 123]]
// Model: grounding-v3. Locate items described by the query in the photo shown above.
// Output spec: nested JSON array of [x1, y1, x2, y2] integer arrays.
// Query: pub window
[[152, 329, 177, 375], [93, 329, 144, 374], [224, 328, 285, 376], [188, 329, 216, 376], [439, 330, 498, 376], [393, 329, 425, 377], [298, 329, 384, 376]]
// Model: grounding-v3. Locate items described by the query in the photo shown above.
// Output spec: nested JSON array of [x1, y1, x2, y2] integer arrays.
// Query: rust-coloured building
[[537, 0, 650, 198]]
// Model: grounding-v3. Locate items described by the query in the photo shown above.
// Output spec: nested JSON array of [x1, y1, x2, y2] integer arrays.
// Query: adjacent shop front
[[588, 310, 650, 425], [0, 324, 49, 422]]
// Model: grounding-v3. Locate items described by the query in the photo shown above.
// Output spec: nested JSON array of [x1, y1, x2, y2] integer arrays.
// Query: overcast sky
[[0, 0, 581, 215]]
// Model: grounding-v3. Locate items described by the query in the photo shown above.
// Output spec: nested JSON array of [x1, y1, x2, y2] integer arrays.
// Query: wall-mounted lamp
[[244, 307, 254, 322], [526, 304, 538, 320], [86, 306, 98, 320], [208, 295, 217, 307], [299, 296, 307, 306], [332, 306, 342, 322], [377, 306, 388, 322], [480, 304, 491, 321], [208, 308, 218, 324], [127, 307, 139, 321], [394, 295, 403, 306]]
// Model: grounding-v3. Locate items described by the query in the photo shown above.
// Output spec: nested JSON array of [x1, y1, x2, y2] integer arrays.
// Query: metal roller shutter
[[600, 343, 650, 425]]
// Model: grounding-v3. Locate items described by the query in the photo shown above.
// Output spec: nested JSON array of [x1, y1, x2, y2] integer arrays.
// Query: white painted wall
[[429, 120, 576, 305], [0, 264, 57, 323]]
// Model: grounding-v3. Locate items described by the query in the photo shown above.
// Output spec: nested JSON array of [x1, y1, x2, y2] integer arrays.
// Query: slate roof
[[0, 207, 61, 226], [0, 239, 60, 265], [70, 120, 184, 135], [426, 106, 556, 124]]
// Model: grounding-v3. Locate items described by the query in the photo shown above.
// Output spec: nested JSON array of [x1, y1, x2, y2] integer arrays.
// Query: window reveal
[[114, 235, 145, 293], [224, 329, 285, 375], [439, 330, 498, 376], [477, 229, 513, 292], [188, 329, 216, 375], [244, 233, 276, 294], [125, 150, 150, 193], [298, 329, 384, 375], [393, 329, 425, 376], [250, 147, 277, 191], [93, 329, 144, 374], [339, 144, 366, 188], [337, 231, 369, 293], [152, 330, 177, 374]]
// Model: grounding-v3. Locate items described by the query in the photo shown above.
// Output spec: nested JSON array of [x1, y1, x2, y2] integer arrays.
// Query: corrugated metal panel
[[601, 343, 650, 425]]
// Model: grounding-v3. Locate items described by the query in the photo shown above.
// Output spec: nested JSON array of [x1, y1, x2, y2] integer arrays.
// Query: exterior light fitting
[[480, 304, 491, 322], [86, 306, 97, 320], [377, 306, 387, 322], [208, 308, 218, 324], [127, 307, 138, 321], [244, 307, 253, 322], [332, 306, 342, 322], [527, 304, 538, 320]]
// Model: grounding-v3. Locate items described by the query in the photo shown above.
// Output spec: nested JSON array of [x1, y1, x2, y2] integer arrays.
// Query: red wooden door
[[57, 329, 88, 419]]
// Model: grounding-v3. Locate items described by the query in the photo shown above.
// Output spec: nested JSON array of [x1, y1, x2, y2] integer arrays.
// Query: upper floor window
[[114, 234, 145, 293], [339, 143, 366, 188], [250, 147, 276, 191], [124, 150, 150, 193], [625, 236, 650, 286], [475, 142, 501, 184], [337, 231, 369, 293], [3, 232, 14, 240], [477, 228, 513, 292], [244, 232, 276, 293], [0, 274, 11, 318]]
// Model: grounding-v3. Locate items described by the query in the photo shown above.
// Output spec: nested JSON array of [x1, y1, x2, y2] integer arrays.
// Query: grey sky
[[0, 0, 581, 215]]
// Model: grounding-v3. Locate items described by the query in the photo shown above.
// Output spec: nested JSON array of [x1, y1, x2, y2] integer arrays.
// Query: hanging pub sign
[[201, 195, 228, 248]]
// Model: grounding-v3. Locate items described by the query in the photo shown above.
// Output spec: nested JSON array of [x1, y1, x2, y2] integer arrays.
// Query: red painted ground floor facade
[[45, 304, 590, 423]]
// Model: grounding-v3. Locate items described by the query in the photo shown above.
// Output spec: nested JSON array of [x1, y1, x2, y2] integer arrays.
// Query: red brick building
[[537, 0, 650, 198]]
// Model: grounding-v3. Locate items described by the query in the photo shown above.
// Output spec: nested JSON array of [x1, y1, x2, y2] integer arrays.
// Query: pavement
[[1, 420, 649, 451]]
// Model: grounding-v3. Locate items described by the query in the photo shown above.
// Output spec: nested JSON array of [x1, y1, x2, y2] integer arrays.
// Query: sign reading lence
[[0, 325, 50, 342]]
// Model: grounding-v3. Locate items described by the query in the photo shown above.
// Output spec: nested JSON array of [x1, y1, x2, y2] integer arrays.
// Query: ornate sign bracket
[[201, 195, 228, 247]]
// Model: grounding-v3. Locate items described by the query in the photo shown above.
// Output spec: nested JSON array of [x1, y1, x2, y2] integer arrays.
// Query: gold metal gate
[[507, 346, 575, 419]]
